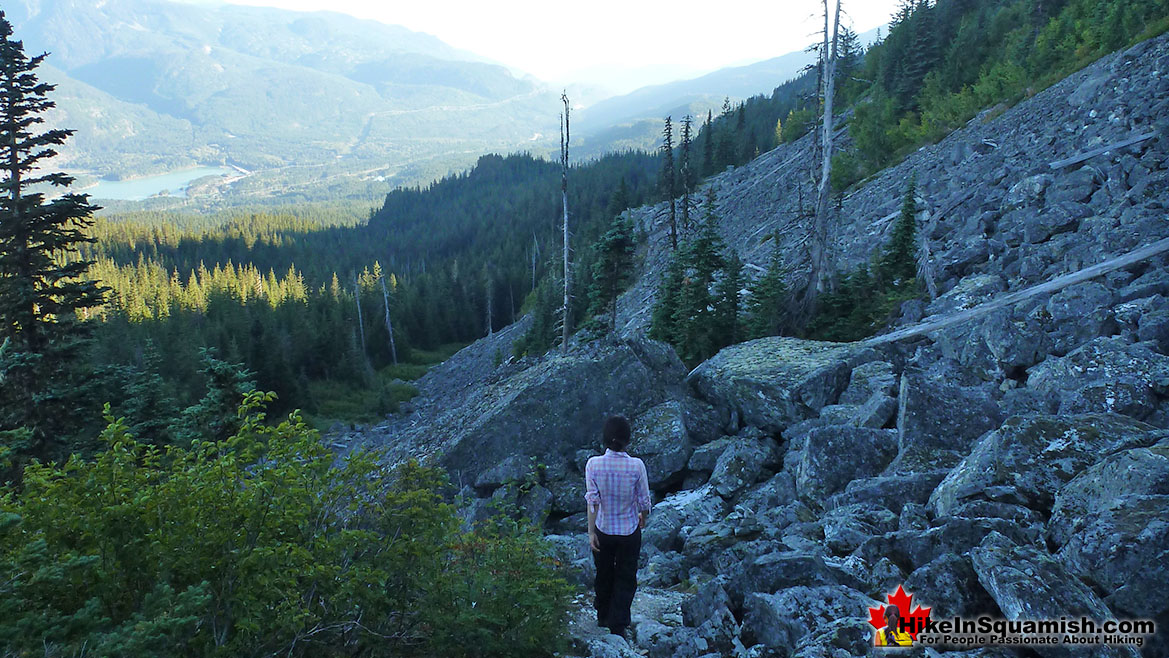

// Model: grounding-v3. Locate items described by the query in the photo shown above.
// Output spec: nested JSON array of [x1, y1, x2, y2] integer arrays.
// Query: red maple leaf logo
[[867, 585, 932, 641]]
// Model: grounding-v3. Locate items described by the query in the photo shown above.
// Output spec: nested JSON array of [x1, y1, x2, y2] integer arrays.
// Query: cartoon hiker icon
[[876, 604, 913, 647]]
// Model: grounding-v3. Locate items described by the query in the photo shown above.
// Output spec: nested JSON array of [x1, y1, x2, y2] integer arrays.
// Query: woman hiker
[[585, 415, 652, 639]]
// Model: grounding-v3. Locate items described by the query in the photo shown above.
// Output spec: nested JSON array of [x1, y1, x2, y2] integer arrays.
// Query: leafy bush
[[0, 392, 571, 657]]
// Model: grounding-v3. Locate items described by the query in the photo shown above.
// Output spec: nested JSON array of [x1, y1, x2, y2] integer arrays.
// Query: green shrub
[[0, 393, 572, 657]]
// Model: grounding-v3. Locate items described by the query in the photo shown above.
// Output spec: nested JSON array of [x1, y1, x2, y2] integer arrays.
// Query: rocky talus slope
[[353, 33, 1169, 658]]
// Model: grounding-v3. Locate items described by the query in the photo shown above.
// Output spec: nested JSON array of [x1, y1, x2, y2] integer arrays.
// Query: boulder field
[[349, 31, 1169, 658]]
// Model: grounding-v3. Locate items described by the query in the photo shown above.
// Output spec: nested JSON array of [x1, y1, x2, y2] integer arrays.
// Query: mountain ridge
[[575, 27, 880, 155], [7, 0, 563, 198]]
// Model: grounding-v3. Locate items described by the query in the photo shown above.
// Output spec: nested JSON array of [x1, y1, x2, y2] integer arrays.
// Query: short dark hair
[[603, 415, 631, 451]]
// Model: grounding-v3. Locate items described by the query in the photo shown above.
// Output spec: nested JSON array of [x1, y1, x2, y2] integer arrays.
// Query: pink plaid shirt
[[585, 449, 652, 536]]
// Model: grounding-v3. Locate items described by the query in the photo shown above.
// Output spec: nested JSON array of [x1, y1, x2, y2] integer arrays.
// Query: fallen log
[[1048, 130, 1158, 169], [864, 234, 1169, 346]]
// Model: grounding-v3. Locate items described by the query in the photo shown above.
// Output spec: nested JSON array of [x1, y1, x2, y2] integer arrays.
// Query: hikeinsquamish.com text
[[912, 616, 1155, 648]]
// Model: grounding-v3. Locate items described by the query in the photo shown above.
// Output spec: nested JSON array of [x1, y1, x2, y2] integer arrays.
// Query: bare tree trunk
[[353, 277, 369, 370], [484, 267, 494, 337], [531, 234, 539, 291], [808, 0, 842, 310], [916, 201, 939, 300], [379, 276, 398, 365], [561, 91, 572, 353]]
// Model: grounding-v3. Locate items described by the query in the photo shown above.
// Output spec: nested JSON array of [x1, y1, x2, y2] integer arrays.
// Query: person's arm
[[584, 458, 601, 551], [636, 458, 651, 529]]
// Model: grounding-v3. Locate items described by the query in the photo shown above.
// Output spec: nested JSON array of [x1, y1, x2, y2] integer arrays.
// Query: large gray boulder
[[978, 307, 1053, 371], [896, 371, 1003, 460], [386, 337, 685, 515], [1046, 166, 1101, 205], [853, 516, 1040, 574], [1048, 438, 1169, 546], [925, 274, 1008, 317], [1044, 282, 1115, 354], [826, 471, 949, 513], [642, 485, 726, 552], [736, 471, 797, 515], [1002, 174, 1054, 211], [1058, 495, 1169, 619], [793, 426, 898, 502], [816, 395, 898, 429], [740, 586, 881, 653], [725, 551, 864, 608], [903, 553, 999, 619], [971, 532, 1139, 658], [687, 337, 873, 433], [791, 617, 875, 658], [687, 437, 733, 473], [820, 504, 899, 555], [839, 361, 898, 405], [1022, 200, 1090, 244], [708, 436, 780, 500], [1026, 337, 1169, 421], [930, 414, 1160, 516], [631, 400, 698, 490], [818, 361, 899, 428]]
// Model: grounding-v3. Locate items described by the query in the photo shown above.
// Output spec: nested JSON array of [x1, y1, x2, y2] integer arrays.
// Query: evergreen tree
[[607, 178, 631, 219], [715, 98, 736, 170], [745, 236, 788, 339], [687, 190, 727, 284], [174, 349, 256, 445], [586, 215, 635, 333], [648, 256, 684, 346], [513, 277, 558, 358], [660, 189, 730, 364], [879, 175, 919, 284], [114, 341, 180, 445], [679, 115, 697, 233], [897, 1, 940, 111], [671, 272, 713, 364], [0, 13, 107, 458], [702, 110, 714, 177], [659, 116, 677, 251], [712, 253, 744, 349]]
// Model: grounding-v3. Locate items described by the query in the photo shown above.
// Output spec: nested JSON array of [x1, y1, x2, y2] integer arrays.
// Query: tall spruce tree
[[714, 97, 736, 170], [586, 214, 635, 334], [679, 115, 696, 233], [660, 116, 677, 251], [880, 175, 919, 284], [702, 110, 714, 176], [648, 255, 684, 346], [712, 253, 743, 348], [745, 236, 788, 339], [0, 12, 106, 458]]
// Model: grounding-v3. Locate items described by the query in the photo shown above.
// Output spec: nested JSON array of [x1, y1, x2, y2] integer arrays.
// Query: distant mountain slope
[[6, 0, 560, 198], [575, 28, 879, 155]]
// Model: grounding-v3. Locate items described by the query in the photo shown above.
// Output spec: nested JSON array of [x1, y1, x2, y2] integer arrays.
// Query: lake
[[88, 166, 236, 200]]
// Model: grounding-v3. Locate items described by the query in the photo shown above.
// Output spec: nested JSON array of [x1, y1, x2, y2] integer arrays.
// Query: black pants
[[593, 527, 641, 632]]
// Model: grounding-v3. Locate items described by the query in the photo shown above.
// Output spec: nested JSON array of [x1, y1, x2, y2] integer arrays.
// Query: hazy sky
[[214, 0, 904, 94]]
